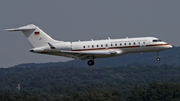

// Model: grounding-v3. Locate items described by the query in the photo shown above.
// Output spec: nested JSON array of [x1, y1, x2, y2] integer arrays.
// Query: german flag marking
[[34, 32, 40, 36]]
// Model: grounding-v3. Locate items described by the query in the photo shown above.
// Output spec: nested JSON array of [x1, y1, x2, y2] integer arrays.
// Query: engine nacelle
[[53, 42, 71, 50], [29, 42, 71, 53]]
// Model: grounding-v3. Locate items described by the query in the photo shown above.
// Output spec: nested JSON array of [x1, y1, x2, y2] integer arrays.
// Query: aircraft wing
[[47, 42, 124, 60], [60, 50, 123, 60], [61, 50, 111, 55]]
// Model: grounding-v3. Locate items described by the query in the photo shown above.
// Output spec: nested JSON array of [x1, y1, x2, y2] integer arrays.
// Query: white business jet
[[6, 24, 172, 66]]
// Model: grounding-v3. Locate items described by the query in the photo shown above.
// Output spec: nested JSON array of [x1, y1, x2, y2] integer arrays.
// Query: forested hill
[[0, 47, 180, 101], [14, 46, 180, 68], [1, 63, 180, 100]]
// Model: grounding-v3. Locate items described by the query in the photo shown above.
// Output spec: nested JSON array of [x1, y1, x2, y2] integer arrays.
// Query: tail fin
[[6, 24, 62, 47]]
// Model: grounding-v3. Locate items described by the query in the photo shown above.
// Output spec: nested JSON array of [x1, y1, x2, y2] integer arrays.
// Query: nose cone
[[169, 45, 173, 48], [163, 44, 173, 49]]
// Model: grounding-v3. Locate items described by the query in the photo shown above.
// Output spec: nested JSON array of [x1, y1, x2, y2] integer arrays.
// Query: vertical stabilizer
[[6, 24, 62, 47]]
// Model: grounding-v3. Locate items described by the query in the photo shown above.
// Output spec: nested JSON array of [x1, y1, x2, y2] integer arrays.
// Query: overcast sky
[[0, 0, 180, 67]]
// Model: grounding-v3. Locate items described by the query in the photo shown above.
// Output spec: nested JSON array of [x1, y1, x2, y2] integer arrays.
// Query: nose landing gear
[[157, 57, 161, 61], [156, 52, 161, 61]]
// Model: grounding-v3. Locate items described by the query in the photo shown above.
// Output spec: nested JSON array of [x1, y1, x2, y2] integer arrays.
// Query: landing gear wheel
[[157, 57, 161, 61], [87, 60, 94, 66], [156, 52, 160, 61]]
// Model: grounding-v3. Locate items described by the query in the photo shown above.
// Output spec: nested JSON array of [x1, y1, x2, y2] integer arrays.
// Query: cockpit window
[[153, 40, 162, 42]]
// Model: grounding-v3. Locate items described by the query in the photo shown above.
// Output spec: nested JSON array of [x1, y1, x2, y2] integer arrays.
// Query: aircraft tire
[[157, 57, 161, 61], [87, 60, 94, 66]]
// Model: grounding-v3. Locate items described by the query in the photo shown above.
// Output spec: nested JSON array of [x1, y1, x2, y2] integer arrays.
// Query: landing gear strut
[[156, 52, 161, 61], [87, 60, 94, 66]]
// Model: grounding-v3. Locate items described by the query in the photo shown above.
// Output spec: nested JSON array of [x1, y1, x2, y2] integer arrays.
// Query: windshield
[[153, 39, 162, 42]]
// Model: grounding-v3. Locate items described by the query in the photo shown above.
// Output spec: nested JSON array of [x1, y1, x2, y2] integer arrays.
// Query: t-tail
[[6, 24, 62, 48]]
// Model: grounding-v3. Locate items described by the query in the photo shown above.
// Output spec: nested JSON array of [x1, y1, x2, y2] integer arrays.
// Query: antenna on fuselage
[[108, 37, 111, 40], [126, 36, 128, 39], [91, 39, 94, 41]]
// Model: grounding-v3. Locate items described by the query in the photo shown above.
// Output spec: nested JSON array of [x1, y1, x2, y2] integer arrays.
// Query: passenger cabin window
[[120, 43, 122, 46], [106, 44, 108, 47], [129, 43, 131, 45], [111, 44, 113, 46], [97, 45, 99, 47], [134, 42, 136, 45], [124, 43, 126, 46], [92, 45, 94, 48], [101, 45, 103, 47], [83, 46, 85, 48], [115, 44, 117, 46]]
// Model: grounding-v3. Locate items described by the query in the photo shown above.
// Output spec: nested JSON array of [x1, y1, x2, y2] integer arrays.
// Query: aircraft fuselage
[[31, 37, 172, 60], [6, 24, 172, 66]]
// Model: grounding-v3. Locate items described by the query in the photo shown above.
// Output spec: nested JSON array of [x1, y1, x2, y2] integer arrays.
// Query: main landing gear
[[156, 52, 161, 61], [87, 60, 94, 66]]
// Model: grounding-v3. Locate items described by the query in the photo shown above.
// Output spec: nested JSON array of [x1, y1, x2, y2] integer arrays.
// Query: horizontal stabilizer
[[5, 24, 36, 31]]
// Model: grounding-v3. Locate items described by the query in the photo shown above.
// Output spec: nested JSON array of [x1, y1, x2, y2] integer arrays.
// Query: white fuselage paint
[[6, 24, 173, 66], [36, 37, 172, 59]]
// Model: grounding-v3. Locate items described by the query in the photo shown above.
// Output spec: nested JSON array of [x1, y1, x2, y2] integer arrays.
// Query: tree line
[[0, 64, 180, 100]]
